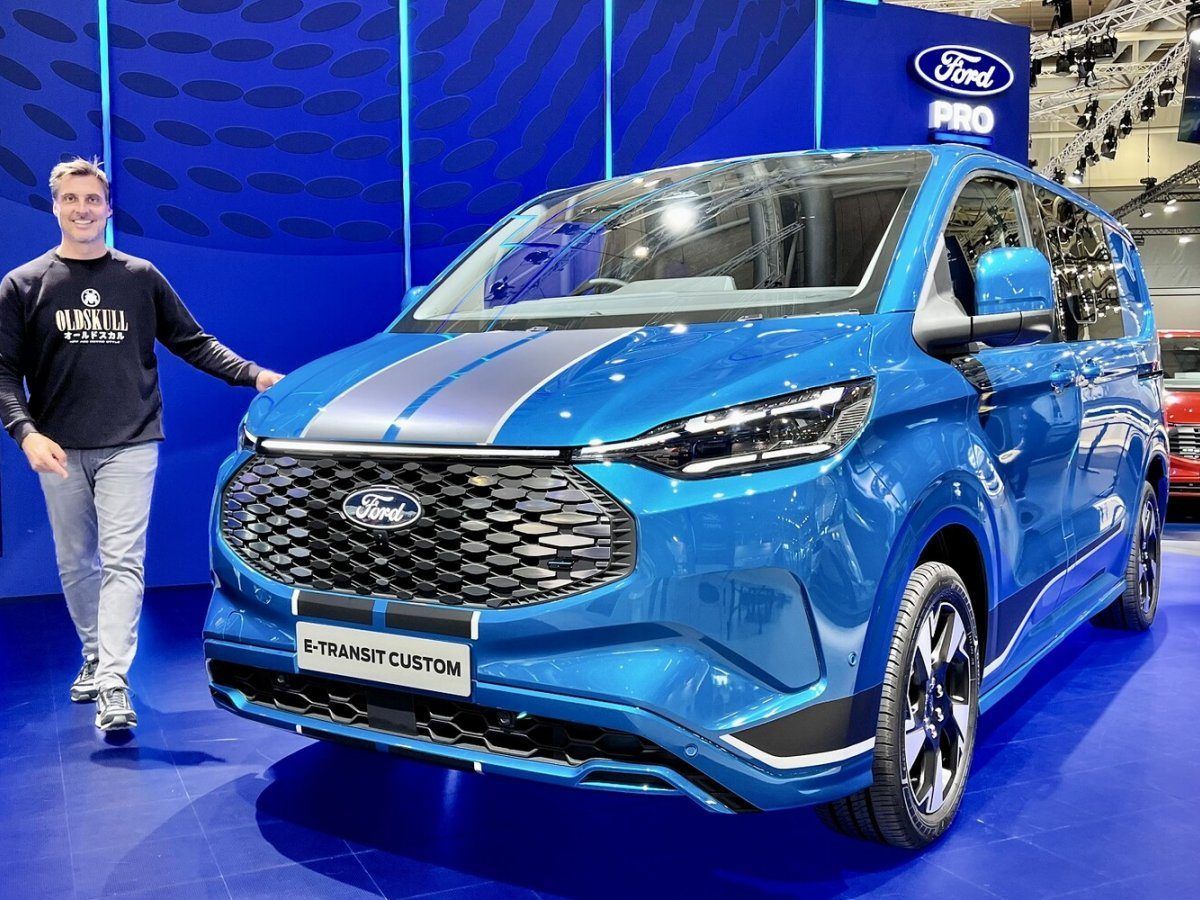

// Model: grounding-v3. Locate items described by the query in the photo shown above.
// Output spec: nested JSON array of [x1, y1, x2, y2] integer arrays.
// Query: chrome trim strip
[[720, 734, 875, 770], [257, 438, 560, 459]]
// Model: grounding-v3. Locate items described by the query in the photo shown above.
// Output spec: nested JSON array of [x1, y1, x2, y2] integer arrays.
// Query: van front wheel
[[816, 562, 980, 848]]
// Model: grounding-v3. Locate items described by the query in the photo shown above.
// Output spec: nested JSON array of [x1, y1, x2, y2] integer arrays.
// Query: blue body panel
[[206, 146, 1168, 812]]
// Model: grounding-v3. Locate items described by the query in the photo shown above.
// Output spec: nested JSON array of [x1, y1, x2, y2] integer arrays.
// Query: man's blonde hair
[[49, 157, 110, 203]]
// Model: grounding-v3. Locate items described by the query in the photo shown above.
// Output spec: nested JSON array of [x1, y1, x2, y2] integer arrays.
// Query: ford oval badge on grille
[[912, 45, 1013, 97], [341, 487, 422, 531]]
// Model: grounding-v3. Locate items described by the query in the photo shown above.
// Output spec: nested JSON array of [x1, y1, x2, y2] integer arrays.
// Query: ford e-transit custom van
[[205, 146, 1167, 847]]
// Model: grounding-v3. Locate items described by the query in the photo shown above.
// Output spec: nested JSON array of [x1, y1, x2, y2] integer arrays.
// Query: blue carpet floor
[[3, 506, 1199, 898]]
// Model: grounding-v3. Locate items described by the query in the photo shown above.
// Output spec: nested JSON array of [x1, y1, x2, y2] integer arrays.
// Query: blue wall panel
[[406, 0, 607, 285], [105, 0, 404, 254], [612, 0, 816, 175], [0, 1, 103, 597]]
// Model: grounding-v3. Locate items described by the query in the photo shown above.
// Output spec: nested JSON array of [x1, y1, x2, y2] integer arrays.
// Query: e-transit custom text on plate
[[296, 621, 471, 697]]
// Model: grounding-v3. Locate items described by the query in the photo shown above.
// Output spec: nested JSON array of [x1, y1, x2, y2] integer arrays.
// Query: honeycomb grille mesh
[[213, 662, 664, 766], [210, 662, 759, 812], [220, 454, 635, 609]]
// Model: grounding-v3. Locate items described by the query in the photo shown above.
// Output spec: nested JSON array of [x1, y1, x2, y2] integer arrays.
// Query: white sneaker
[[95, 687, 138, 731], [70, 657, 99, 703]]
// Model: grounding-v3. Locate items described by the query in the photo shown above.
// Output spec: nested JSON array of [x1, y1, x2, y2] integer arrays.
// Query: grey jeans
[[39, 442, 159, 692]]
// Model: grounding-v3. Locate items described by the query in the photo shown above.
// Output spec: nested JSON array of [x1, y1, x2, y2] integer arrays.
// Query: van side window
[[942, 177, 1024, 308], [1034, 187, 1123, 341], [1105, 229, 1147, 338]]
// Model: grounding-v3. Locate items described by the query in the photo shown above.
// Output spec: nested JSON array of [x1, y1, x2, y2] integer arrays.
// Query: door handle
[[1080, 358, 1103, 380], [1050, 366, 1075, 393]]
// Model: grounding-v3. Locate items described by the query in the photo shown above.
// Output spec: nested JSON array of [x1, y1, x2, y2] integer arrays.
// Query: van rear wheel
[[816, 562, 980, 848], [1092, 482, 1161, 631]]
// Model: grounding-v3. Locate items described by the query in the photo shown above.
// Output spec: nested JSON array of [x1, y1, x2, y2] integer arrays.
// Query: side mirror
[[915, 247, 1055, 354], [975, 247, 1055, 317], [970, 247, 1055, 348], [400, 284, 429, 315]]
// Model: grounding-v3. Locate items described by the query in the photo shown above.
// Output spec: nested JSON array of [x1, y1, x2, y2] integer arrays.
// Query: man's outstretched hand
[[21, 432, 68, 479], [255, 370, 285, 392]]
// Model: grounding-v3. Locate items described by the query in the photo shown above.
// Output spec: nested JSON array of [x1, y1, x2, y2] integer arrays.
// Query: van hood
[[244, 317, 874, 448]]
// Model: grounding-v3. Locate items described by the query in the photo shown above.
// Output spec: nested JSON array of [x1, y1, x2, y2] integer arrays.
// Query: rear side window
[[1034, 187, 1123, 341], [942, 176, 1025, 308], [1105, 229, 1148, 338]]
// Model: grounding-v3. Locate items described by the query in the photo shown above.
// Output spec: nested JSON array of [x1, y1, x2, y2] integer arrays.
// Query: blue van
[[205, 146, 1167, 847]]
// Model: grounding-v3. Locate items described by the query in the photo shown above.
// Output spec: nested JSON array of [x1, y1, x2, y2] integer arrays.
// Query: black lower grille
[[210, 661, 756, 812], [220, 454, 635, 609]]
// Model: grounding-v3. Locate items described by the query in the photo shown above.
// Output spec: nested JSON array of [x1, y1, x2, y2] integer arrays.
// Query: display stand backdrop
[[0, 0, 1028, 598]]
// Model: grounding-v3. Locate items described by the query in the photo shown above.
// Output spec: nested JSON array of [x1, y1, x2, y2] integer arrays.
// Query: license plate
[[296, 622, 471, 697]]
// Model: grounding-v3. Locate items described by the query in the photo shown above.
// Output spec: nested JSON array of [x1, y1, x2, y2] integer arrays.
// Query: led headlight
[[575, 378, 874, 477]]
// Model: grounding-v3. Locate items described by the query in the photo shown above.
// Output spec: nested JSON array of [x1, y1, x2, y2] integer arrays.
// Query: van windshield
[[393, 150, 930, 333], [1162, 336, 1200, 390]]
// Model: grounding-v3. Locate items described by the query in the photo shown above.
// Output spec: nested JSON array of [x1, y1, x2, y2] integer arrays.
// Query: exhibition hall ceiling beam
[[1128, 225, 1200, 235], [1041, 41, 1188, 177], [1030, 0, 1190, 59], [1113, 161, 1200, 217], [1030, 60, 1159, 119], [1030, 123, 1180, 140], [888, 0, 1024, 18]]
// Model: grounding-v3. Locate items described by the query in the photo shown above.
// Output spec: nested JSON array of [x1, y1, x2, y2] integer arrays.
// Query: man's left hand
[[255, 370, 285, 392]]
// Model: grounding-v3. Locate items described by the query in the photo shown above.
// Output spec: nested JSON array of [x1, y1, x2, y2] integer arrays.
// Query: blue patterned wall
[[406, 0, 606, 282], [612, 0, 817, 175], [106, 0, 404, 254], [0, 2, 103, 206], [0, 2, 104, 596]]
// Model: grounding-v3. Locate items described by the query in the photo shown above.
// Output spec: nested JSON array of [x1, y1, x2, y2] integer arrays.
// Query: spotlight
[[1055, 52, 1072, 74], [1084, 142, 1099, 164], [1165, 198, 1179, 214], [1139, 209, 1153, 218], [1179, 235, 1194, 245], [1158, 76, 1177, 107], [1052, 168, 1067, 184], [1100, 126, 1118, 159], [1068, 159, 1086, 185], [1139, 91, 1157, 121], [1119, 109, 1134, 137]]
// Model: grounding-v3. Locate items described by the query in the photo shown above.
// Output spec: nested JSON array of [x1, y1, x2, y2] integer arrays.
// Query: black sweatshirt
[[0, 249, 261, 449]]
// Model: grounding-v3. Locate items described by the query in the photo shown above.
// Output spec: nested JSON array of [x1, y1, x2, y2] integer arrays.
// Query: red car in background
[[1162, 330, 1200, 496]]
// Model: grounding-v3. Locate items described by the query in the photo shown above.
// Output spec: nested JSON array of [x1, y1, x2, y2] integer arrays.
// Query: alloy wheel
[[902, 599, 975, 816], [1138, 496, 1161, 616]]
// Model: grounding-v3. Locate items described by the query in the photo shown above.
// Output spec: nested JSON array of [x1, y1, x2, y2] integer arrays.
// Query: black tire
[[1092, 481, 1162, 631], [817, 562, 980, 849]]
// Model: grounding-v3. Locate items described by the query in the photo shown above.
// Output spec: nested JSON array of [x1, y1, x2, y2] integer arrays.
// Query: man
[[0, 157, 283, 731]]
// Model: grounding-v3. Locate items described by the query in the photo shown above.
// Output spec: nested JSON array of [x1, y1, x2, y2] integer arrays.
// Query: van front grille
[[219, 454, 635, 609]]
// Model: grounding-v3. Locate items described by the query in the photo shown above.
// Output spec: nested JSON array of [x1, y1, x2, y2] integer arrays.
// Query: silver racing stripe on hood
[[301, 331, 530, 441], [388, 328, 638, 445]]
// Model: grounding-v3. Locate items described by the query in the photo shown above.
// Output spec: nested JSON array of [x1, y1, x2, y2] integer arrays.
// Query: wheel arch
[[1146, 450, 1169, 518], [855, 474, 1000, 694]]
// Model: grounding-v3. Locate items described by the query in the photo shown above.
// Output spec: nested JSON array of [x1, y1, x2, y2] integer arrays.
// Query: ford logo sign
[[913, 45, 1014, 98], [341, 486, 422, 531]]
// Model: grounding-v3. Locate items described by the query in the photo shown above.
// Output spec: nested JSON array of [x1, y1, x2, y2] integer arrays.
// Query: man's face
[[53, 174, 111, 245]]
